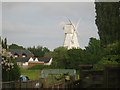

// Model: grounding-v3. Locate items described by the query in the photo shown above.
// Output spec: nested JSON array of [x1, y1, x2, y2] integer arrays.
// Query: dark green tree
[[67, 38, 103, 69], [52, 38, 103, 70], [85, 37, 103, 64], [93, 55, 120, 70], [95, 2, 120, 46], [9, 44, 25, 49], [2, 39, 4, 48], [67, 48, 85, 69], [2, 38, 7, 49], [27, 45, 50, 57], [52, 47, 68, 68], [4, 38, 7, 49]]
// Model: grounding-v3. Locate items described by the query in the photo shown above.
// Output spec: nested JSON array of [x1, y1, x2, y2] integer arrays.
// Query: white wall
[[23, 62, 28, 66]]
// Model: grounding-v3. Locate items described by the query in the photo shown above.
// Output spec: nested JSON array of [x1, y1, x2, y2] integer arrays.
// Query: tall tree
[[2, 38, 7, 49], [4, 38, 7, 49], [2, 39, 4, 48], [85, 37, 103, 64], [95, 2, 120, 46]]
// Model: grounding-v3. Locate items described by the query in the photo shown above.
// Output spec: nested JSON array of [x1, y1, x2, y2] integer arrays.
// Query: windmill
[[61, 18, 81, 49]]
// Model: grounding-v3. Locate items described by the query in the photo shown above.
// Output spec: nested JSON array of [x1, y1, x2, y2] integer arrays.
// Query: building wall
[[23, 62, 28, 66], [28, 62, 44, 66]]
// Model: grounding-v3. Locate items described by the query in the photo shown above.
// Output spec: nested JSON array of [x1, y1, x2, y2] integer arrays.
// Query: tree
[[27, 45, 50, 57], [2, 56, 21, 81], [4, 38, 7, 49], [2, 39, 4, 48], [52, 38, 103, 69], [67, 48, 85, 69], [93, 55, 120, 70], [85, 37, 103, 64], [95, 2, 120, 46], [52, 47, 68, 68], [9, 44, 25, 49], [2, 38, 7, 49]]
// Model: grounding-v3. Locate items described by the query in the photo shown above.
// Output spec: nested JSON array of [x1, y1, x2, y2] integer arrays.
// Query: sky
[[2, 2, 100, 51]]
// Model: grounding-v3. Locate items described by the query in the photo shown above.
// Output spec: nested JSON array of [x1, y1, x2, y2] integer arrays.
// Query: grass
[[20, 68, 60, 83], [20, 68, 41, 80]]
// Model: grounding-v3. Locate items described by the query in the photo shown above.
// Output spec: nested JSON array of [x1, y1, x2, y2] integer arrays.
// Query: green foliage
[[95, 2, 120, 46], [67, 38, 103, 69], [2, 57, 21, 81], [86, 37, 101, 54], [4, 38, 7, 49], [2, 40, 4, 48], [85, 37, 103, 64], [100, 55, 120, 64], [67, 48, 85, 69], [2, 38, 7, 49], [104, 41, 120, 55], [9, 60, 21, 81], [9, 43, 25, 49], [52, 47, 68, 68], [27, 45, 50, 57], [51, 38, 103, 70], [93, 55, 120, 70]]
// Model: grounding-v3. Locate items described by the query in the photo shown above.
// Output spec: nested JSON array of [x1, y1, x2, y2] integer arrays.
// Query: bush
[[9, 60, 21, 81], [2, 57, 21, 81], [92, 55, 120, 70]]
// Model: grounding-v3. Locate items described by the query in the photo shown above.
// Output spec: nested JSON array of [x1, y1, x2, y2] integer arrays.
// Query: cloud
[[3, 20, 60, 35]]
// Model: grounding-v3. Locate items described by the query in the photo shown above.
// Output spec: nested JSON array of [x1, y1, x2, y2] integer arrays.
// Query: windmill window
[[14, 53, 19, 58], [22, 53, 27, 58]]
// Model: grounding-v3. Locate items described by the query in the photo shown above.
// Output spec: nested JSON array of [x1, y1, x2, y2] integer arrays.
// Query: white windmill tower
[[61, 19, 81, 49]]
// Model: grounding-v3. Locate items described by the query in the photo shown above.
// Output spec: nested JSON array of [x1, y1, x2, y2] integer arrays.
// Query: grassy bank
[[20, 68, 41, 80]]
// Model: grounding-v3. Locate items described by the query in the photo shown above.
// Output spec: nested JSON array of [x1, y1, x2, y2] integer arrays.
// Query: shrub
[[92, 55, 120, 70], [2, 57, 21, 81]]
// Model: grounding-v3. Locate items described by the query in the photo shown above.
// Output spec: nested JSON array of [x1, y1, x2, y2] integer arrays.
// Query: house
[[10, 49, 52, 67], [28, 57, 53, 66], [10, 49, 34, 67], [10, 49, 34, 58], [15, 57, 30, 66]]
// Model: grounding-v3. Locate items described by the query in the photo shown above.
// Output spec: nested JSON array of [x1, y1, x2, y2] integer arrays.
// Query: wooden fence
[[2, 79, 42, 89], [67, 64, 120, 88], [42, 78, 65, 89], [104, 64, 120, 88]]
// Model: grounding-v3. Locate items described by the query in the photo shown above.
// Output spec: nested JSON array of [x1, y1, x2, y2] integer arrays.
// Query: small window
[[14, 53, 19, 58], [22, 53, 27, 58]]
